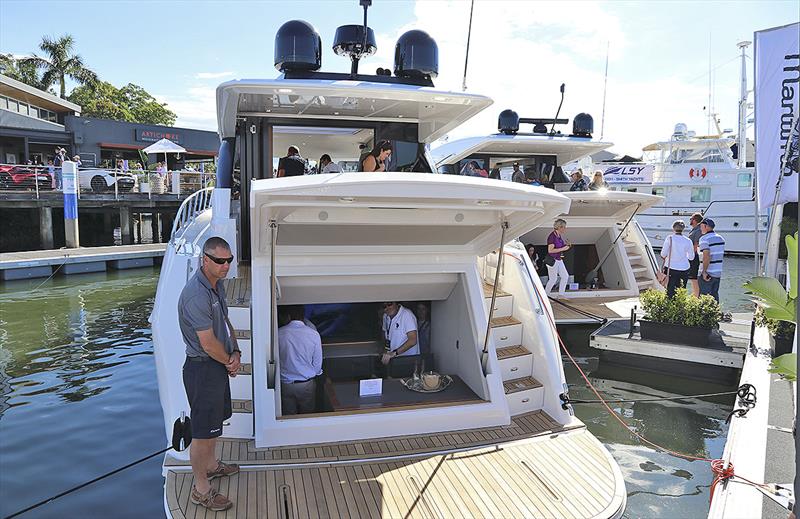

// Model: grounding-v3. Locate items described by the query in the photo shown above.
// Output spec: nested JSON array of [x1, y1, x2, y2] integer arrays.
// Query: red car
[[0, 165, 54, 191]]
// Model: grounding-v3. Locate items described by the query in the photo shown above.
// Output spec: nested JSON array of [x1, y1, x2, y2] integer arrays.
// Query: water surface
[[0, 258, 752, 518]]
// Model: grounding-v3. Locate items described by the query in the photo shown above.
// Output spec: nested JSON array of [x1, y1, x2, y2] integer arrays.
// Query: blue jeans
[[698, 275, 721, 302]]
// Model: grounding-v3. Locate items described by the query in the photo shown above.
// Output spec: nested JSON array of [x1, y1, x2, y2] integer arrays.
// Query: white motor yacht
[[432, 115, 663, 326], [601, 125, 767, 254], [151, 10, 626, 518]]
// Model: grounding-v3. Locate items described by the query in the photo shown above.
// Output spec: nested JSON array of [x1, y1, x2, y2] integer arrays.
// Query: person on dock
[[687, 213, 703, 296], [545, 218, 572, 297], [698, 218, 725, 302], [178, 236, 240, 512], [278, 304, 323, 414], [659, 220, 695, 297]]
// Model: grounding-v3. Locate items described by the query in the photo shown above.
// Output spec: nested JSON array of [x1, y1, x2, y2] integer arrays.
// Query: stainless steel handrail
[[169, 187, 214, 243]]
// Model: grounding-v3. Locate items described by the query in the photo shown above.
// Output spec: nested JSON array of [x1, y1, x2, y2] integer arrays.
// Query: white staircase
[[483, 283, 544, 416], [224, 304, 254, 438], [624, 239, 657, 291]]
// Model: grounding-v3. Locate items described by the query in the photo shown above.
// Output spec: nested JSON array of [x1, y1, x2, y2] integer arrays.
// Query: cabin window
[[691, 187, 711, 203], [0, 95, 7, 110], [651, 187, 665, 196], [737, 172, 752, 188]]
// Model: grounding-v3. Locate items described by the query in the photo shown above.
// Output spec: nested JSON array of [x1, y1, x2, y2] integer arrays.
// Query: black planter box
[[639, 319, 712, 347], [772, 336, 794, 357]]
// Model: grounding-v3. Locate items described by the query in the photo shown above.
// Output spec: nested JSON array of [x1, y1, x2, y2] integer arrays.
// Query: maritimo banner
[[755, 22, 800, 211]]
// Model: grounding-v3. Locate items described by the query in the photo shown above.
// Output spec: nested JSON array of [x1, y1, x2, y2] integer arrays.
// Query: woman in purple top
[[545, 218, 572, 296]]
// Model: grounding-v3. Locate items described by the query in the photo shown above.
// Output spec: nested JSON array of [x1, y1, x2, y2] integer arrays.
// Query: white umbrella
[[142, 138, 186, 169]]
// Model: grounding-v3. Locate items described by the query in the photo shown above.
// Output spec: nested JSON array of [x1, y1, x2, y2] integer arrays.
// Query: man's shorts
[[183, 357, 232, 439], [687, 256, 700, 280]]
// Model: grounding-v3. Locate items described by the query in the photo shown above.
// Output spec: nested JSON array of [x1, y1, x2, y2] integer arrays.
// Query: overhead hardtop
[[561, 191, 662, 219], [216, 79, 493, 143], [431, 134, 613, 167], [250, 173, 570, 256], [642, 136, 735, 152]]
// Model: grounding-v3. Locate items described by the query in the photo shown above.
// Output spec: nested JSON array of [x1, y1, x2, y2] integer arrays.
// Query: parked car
[[78, 168, 136, 193], [0, 165, 54, 191]]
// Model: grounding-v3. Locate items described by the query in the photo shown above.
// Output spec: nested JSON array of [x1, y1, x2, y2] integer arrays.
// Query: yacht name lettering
[[779, 53, 799, 177]]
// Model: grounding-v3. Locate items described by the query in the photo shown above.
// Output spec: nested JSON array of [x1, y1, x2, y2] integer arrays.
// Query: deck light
[[339, 197, 354, 203]]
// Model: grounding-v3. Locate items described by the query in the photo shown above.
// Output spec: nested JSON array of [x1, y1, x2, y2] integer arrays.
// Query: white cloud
[[156, 85, 217, 131], [194, 71, 235, 80]]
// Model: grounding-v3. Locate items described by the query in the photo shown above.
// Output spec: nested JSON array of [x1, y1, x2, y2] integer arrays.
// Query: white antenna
[[707, 33, 712, 135], [462, 0, 475, 92], [600, 41, 610, 140]]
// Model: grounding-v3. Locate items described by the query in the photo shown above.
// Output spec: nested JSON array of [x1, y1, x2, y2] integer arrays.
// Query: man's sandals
[[190, 462, 240, 511]]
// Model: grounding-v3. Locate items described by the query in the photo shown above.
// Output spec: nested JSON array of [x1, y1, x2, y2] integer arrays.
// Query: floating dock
[[708, 325, 796, 519], [0, 244, 166, 281], [589, 316, 751, 383]]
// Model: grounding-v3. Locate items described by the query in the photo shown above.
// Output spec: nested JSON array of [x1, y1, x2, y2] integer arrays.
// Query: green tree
[[119, 83, 177, 125], [0, 53, 50, 91], [68, 81, 177, 126], [24, 34, 97, 98]]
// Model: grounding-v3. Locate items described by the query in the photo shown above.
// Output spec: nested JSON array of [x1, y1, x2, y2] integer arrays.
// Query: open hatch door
[[251, 173, 571, 256], [561, 191, 661, 220]]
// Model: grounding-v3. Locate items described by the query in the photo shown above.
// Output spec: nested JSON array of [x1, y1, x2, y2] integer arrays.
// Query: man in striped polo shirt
[[698, 218, 725, 302]]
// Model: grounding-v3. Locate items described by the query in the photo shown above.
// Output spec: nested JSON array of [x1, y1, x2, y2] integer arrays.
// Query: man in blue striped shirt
[[698, 218, 725, 302]]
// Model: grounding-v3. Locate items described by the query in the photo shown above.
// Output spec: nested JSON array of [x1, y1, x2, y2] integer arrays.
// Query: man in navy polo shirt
[[178, 236, 241, 511], [698, 218, 725, 302]]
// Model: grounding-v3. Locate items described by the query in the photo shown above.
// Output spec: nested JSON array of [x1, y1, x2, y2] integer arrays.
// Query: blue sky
[[1, 0, 797, 154]]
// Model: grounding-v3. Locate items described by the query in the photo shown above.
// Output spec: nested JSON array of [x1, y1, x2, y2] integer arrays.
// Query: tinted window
[[691, 187, 711, 203]]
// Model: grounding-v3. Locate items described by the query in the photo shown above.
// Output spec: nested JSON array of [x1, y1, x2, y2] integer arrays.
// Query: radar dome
[[394, 30, 438, 79], [498, 110, 519, 135], [274, 20, 322, 72], [572, 113, 593, 137], [673, 123, 688, 136]]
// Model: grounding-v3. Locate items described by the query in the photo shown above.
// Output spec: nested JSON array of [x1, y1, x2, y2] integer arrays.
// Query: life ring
[[689, 168, 708, 179]]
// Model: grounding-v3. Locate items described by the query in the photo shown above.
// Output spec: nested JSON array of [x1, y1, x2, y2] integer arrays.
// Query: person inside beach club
[[380, 301, 420, 378]]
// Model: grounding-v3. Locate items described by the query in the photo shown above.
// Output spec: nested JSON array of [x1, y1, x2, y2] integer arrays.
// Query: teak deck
[[165, 410, 572, 467], [164, 427, 624, 519], [226, 264, 252, 307], [550, 296, 637, 323]]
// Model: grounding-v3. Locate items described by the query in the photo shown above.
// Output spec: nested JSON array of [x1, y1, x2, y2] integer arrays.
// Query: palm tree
[[25, 34, 97, 98]]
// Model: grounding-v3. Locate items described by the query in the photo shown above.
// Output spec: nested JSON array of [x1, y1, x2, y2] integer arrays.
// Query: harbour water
[[0, 259, 755, 518]]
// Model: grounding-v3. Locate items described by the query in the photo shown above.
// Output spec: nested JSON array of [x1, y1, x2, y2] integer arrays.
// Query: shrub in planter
[[639, 288, 720, 346], [754, 306, 796, 356]]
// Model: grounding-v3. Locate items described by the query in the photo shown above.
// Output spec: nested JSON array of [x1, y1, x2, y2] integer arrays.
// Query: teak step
[[482, 282, 509, 298], [624, 241, 638, 248], [504, 376, 543, 394], [496, 345, 531, 360], [490, 316, 521, 328], [232, 399, 253, 413], [234, 329, 251, 340], [237, 363, 252, 376], [627, 254, 643, 262]]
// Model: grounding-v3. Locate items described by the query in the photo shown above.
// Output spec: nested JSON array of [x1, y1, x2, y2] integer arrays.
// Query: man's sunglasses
[[205, 252, 234, 265]]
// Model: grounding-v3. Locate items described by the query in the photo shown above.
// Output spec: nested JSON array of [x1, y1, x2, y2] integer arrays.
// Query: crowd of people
[[274, 140, 394, 178], [659, 213, 725, 302]]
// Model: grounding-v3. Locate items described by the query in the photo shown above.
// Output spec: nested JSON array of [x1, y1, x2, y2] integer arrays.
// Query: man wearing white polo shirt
[[381, 302, 419, 377]]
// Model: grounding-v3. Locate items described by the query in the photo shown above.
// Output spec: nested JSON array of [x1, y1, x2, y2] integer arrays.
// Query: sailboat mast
[[600, 41, 609, 140], [462, 0, 475, 92]]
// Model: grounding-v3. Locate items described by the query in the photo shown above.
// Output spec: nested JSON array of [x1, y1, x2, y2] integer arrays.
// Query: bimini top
[[431, 134, 613, 167], [216, 78, 493, 143], [250, 172, 570, 256], [561, 190, 662, 219], [642, 136, 735, 152]]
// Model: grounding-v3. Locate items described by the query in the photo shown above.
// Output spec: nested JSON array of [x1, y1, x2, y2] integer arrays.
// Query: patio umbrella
[[142, 138, 186, 170]]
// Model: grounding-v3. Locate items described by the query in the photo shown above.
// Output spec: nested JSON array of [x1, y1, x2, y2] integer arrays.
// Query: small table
[[325, 375, 483, 413]]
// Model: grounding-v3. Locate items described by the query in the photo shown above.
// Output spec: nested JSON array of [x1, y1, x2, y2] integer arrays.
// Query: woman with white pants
[[545, 218, 572, 296]]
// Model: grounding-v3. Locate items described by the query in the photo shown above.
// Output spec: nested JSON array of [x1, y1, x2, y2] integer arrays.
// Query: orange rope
[[502, 251, 770, 502]]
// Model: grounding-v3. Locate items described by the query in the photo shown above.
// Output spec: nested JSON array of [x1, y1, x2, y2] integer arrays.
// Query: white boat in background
[[151, 8, 626, 518], [433, 120, 663, 326], [604, 124, 767, 254]]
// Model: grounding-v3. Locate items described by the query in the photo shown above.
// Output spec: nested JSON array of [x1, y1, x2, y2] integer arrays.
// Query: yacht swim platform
[[165, 423, 625, 519]]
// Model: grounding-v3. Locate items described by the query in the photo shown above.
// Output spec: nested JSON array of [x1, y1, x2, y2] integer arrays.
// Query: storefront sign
[[135, 129, 182, 144], [596, 164, 654, 184]]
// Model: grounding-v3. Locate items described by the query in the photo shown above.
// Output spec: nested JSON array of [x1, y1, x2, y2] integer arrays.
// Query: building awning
[[97, 142, 217, 156]]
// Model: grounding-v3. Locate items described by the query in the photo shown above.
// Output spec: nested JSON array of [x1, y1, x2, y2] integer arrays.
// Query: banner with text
[[755, 22, 799, 210], [596, 164, 654, 184]]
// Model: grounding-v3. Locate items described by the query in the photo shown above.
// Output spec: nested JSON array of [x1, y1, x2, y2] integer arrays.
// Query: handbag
[[544, 255, 556, 267], [656, 236, 671, 287]]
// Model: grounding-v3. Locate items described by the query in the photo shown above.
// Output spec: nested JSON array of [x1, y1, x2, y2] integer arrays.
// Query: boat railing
[[170, 187, 214, 248]]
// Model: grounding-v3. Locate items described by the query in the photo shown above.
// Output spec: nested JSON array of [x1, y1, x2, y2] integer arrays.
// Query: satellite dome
[[498, 109, 519, 135], [572, 113, 593, 137], [674, 123, 688, 136], [274, 20, 322, 72], [333, 25, 377, 58], [394, 30, 438, 79]]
